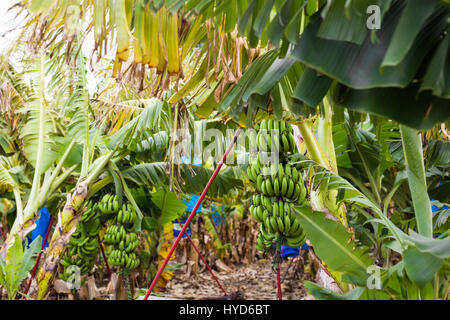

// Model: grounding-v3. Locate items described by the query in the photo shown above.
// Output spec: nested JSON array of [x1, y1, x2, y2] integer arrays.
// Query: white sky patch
[[0, 0, 24, 54], [0, 1, 114, 96]]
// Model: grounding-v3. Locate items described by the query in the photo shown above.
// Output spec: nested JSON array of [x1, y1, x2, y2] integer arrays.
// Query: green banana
[[287, 132, 296, 153], [262, 209, 269, 222], [265, 178, 274, 196], [276, 216, 284, 233], [273, 201, 279, 218], [269, 216, 279, 233], [273, 179, 280, 197], [292, 167, 299, 183], [261, 179, 267, 195], [293, 183, 301, 201], [281, 134, 289, 153], [284, 215, 291, 234], [257, 206, 264, 222], [281, 177, 288, 196], [286, 179, 294, 198]]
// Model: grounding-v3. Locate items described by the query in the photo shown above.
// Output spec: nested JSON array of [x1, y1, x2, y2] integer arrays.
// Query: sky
[[0, 0, 104, 95], [0, 0, 23, 54]]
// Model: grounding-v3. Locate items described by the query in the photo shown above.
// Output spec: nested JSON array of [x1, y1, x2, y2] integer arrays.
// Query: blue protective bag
[[182, 194, 202, 213], [210, 203, 225, 226], [28, 206, 51, 249], [172, 218, 192, 238], [431, 199, 448, 238], [281, 243, 309, 258]]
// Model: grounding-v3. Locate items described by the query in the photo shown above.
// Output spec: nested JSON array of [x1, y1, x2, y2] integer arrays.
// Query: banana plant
[[291, 138, 450, 299], [34, 94, 169, 299], [16, 0, 257, 109], [0, 54, 81, 256], [0, 235, 42, 300]]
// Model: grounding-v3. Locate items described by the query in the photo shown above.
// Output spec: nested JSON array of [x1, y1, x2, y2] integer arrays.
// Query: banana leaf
[[293, 206, 374, 286], [333, 83, 450, 130], [291, 1, 449, 90]]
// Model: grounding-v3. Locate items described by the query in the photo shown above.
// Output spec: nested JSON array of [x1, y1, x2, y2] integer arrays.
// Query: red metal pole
[[24, 216, 55, 296], [176, 220, 227, 296], [98, 235, 112, 280], [277, 266, 282, 300], [143, 127, 242, 300]]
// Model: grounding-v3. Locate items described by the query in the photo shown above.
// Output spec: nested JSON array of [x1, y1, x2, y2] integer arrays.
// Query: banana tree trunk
[[34, 183, 88, 299], [34, 150, 116, 299]]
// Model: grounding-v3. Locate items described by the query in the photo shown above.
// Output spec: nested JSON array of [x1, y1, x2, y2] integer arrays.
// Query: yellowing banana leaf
[[143, 6, 155, 65], [157, 9, 167, 73], [193, 82, 221, 119], [113, 0, 131, 61], [180, 14, 206, 61], [28, 0, 58, 14], [166, 11, 180, 75], [93, 0, 106, 44], [133, 0, 146, 63]]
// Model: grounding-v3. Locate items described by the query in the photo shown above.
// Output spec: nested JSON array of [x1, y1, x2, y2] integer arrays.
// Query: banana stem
[[318, 97, 338, 173], [39, 140, 76, 205], [297, 117, 348, 227], [297, 120, 329, 169], [400, 125, 433, 238], [122, 269, 132, 300], [84, 150, 116, 186], [169, 104, 179, 192], [35, 203, 81, 299], [35, 149, 115, 299]]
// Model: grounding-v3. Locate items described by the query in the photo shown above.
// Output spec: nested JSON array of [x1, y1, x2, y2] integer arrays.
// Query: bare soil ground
[[164, 257, 312, 300]]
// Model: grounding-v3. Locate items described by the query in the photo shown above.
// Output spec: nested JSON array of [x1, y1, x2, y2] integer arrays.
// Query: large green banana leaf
[[332, 83, 450, 130], [293, 206, 374, 286], [122, 162, 243, 198]]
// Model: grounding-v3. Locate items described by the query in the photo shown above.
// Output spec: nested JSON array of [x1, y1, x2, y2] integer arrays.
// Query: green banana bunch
[[255, 163, 306, 201], [99, 194, 120, 214], [117, 203, 137, 226], [104, 202, 140, 271], [61, 200, 103, 280], [108, 250, 140, 269], [247, 119, 310, 252], [255, 223, 279, 253], [103, 224, 127, 245], [256, 119, 296, 154], [80, 201, 100, 223]]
